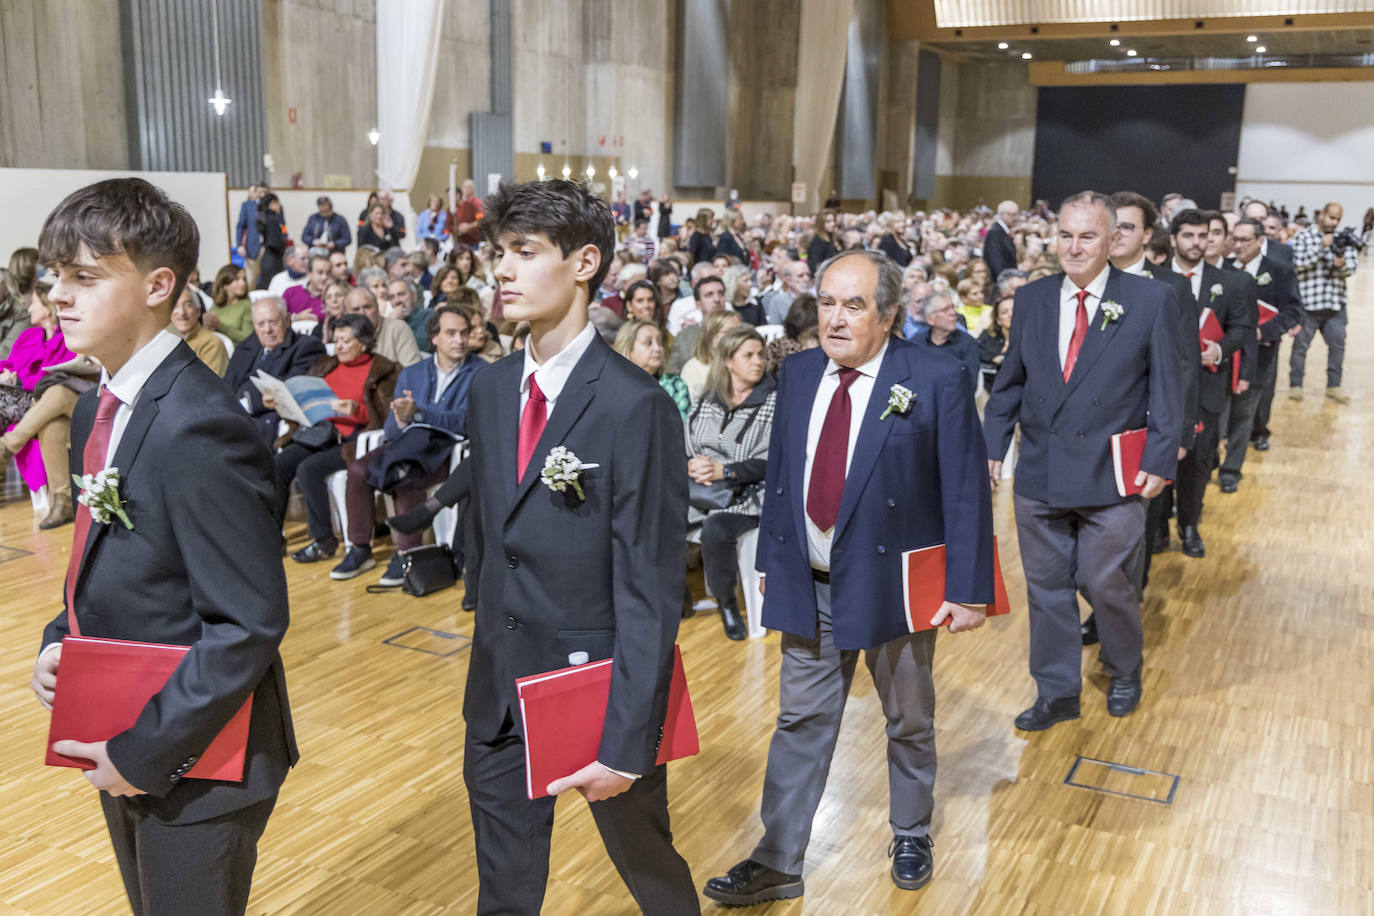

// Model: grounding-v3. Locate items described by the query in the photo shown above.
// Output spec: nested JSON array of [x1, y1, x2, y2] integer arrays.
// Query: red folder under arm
[[516, 645, 699, 800], [1199, 307, 1224, 373], [46, 636, 252, 783], [902, 538, 1012, 633]]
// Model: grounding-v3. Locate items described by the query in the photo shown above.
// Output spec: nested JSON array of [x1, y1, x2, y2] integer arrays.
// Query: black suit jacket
[[1226, 255, 1302, 377], [1189, 262, 1256, 413], [715, 231, 747, 264], [43, 342, 297, 825], [1139, 264, 1201, 449], [1263, 239, 1294, 267], [983, 222, 1017, 280], [877, 234, 913, 267], [983, 267, 1183, 508], [224, 330, 328, 444], [461, 333, 688, 775]]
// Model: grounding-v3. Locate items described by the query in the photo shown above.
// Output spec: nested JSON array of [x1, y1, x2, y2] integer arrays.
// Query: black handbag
[[401, 544, 456, 596], [689, 479, 737, 511], [293, 420, 340, 451]]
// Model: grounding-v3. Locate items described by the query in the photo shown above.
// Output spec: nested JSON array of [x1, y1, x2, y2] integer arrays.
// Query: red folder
[[516, 644, 699, 800], [1111, 427, 1151, 497], [46, 636, 252, 782], [1231, 351, 1243, 394], [1258, 300, 1278, 325], [902, 537, 1012, 633], [1199, 307, 1224, 373]]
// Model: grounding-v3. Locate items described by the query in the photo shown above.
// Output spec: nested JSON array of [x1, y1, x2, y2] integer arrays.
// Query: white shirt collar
[[102, 329, 183, 406], [1119, 255, 1149, 277], [521, 321, 597, 403], [1060, 264, 1110, 303], [1171, 257, 1201, 277], [1240, 254, 1262, 275], [823, 339, 888, 380]]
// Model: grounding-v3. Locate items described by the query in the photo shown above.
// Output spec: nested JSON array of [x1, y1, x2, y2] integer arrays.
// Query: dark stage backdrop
[[1031, 84, 1245, 210]]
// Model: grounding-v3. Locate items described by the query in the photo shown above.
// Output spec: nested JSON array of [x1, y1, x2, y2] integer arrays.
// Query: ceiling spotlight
[[1021, 51, 1032, 60], [628, 166, 639, 180], [1256, 46, 1267, 53], [1109, 39, 1120, 46], [561, 163, 572, 180], [367, 127, 379, 146], [1126, 49, 1138, 57], [608, 165, 618, 179], [536, 163, 546, 180], [208, 88, 232, 117], [997, 41, 1008, 50], [585, 164, 596, 180], [1247, 35, 1258, 42]]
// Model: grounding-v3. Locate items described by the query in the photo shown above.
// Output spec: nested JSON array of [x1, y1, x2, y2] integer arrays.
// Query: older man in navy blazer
[[984, 191, 1182, 731], [704, 249, 996, 906]]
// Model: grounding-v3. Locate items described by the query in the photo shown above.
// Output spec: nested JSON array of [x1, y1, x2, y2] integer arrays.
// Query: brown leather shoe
[[39, 501, 75, 530]]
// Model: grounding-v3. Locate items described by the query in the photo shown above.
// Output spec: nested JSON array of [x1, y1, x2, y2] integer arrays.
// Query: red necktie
[[807, 368, 860, 532], [517, 374, 548, 481], [1063, 290, 1090, 381], [64, 386, 122, 636]]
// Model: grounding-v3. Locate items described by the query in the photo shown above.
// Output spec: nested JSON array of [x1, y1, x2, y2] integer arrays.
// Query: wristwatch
[[722, 465, 736, 483]]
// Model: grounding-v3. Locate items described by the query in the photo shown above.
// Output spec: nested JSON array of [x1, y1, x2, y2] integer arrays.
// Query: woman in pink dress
[[0, 281, 77, 526]]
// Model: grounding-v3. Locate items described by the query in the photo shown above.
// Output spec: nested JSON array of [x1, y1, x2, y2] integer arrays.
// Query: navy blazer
[[983, 267, 1183, 508], [1227, 255, 1302, 378], [1187, 262, 1255, 413], [224, 330, 328, 444], [756, 336, 996, 651], [383, 352, 485, 441]]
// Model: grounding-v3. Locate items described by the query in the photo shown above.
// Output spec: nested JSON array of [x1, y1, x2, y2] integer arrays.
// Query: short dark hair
[[1170, 207, 1210, 236], [332, 313, 376, 350], [648, 260, 680, 288], [426, 303, 470, 342], [634, 217, 650, 228], [38, 178, 199, 306], [1201, 209, 1226, 229], [316, 195, 332, 207], [693, 275, 725, 299], [1233, 216, 1265, 238], [309, 254, 330, 271], [482, 179, 615, 298], [783, 293, 819, 340], [1146, 232, 1172, 261], [1110, 191, 1158, 232]]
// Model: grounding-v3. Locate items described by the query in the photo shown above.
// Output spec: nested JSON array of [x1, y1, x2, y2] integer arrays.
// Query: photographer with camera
[[1290, 202, 1361, 404]]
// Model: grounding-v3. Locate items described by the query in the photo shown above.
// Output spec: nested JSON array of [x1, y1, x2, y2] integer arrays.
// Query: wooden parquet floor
[[0, 280, 1371, 915]]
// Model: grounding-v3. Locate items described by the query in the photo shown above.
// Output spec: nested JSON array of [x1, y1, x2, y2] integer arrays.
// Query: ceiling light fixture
[[561, 162, 572, 180], [628, 166, 639, 180], [1126, 49, 1138, 57], [536, 163, 546, 180], [207, 0, 232, 116], [1109, 39, 1120, 46], [367, 127, 379, 145], [1256, 45, 1267, 53], [1247, 35, 1258, 42], [998, 41, 1008, 50], [1022, 51, 1032, 60], [608, 165, 618, 179]]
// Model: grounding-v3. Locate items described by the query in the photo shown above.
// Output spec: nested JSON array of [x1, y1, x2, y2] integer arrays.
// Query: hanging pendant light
[[207, 0, 232, 116]]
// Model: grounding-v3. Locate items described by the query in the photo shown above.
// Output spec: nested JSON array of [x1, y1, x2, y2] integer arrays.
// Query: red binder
[[1199, 307, 1224, 373], [46, 636, 252, 782], [516, 645, 699, 800], [1258, 300, 1278, 325], [902, 537, 1012, 633], [1111, 427, 1151, 497]]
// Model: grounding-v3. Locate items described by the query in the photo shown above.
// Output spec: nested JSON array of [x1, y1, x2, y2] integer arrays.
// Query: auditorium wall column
[[836, 0, 883, 205], [725, 0, 800, 201]]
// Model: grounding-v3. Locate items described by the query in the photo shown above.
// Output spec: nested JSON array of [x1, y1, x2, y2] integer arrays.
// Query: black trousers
[[1176, 407, 1220, 528], [101, 792, 276, 916], [700, 512, 758, 605], [1252, 348, 1280, 439], [464, 722, 699, 916], [275, 439, 348, 541]]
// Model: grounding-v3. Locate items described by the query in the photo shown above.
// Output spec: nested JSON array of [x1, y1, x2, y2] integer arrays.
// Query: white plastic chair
[[214, 332, 234, 358], [686, 523, 768, 638], [325, 430, 387, 539], [432, 440, 469, 549], [755, 324, 786, 343], [291, 319, 319, 336], [248, 289, 272, 302]]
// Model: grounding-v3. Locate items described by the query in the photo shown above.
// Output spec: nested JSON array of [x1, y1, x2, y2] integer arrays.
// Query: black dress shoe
[[1179, 525, 1205, 558], [1014, 695, 1080, 731], [291, 538, 339, 563], [1253, 433, 1270, 451], [703, 859, 803, 906], [1219, 476, 1239, 494], [1080, 613, 1099, 646], [889, 835, 933, 891], [386, 498, 443, 535], [1149, 526, 1170, 554], [1107, 671, 1142, 717], [719, 600, 747, 641]]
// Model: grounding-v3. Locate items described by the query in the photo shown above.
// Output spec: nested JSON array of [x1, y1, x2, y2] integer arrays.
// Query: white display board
[[0, 168, 229, 280], [1235, 82, 1374, 225]]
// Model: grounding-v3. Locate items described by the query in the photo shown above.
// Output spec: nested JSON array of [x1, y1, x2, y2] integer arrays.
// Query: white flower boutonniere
[[1209, 282, 1224, 300], [1141, 268, 1154, 279], [542, 446, 597, 501], [1099, 299, 1124, 331], [879, 384, 914, 421], [1257, 272, 1272, 286], [73, 468, 132, 529]]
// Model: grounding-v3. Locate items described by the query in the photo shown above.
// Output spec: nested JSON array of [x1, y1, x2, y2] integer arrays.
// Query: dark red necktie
[[807, 368, 860, 532], [1063, 290, 1090, 381], [517, 375, 548, 481], [64, 386, 122, 636]]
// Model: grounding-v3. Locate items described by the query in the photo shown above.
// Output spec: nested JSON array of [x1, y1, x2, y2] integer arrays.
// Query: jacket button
[[1050, 428, 1058, 436], [775, 487, 783, 496], [506, 616, 518, 629], [876, 545, 886, 554], [886, 498, 896, 508], [1092, 398, 1101, 407], [1077, 431, 1086, 438], [1038, 395, 1046, 403], [507, 555, 519, 569]]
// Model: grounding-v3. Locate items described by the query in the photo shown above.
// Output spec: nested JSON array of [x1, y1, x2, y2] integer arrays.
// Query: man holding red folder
[[28, 178, 296, 915], [704, 249, 996, 905], [459, 180, 698, 915]]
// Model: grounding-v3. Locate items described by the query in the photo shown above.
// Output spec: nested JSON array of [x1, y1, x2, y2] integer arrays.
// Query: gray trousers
[[752, 583, 936, 875], [1290, 308, 1346, 389], [1221, 381, 1263, 479], [1014, 493, 1146, 699]]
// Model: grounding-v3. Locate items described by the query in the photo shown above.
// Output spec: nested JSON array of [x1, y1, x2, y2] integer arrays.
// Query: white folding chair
[[214, 332, 234, 358], [755, 324, 786, 343], [248, 289, 272, 302], [325, 430, 387, 539], [736, 527, 766, 638], [290, 319, 319, 336]]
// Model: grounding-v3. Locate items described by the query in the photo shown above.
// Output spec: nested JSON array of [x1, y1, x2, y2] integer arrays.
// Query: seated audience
[[334, 306, 485, 583], [614, 318, 690, 417], [762, 293, 819, 377], [207, 264, 254, 344], [302, 196, 352, 253], [409, 250, 434, 290], [877, 213, 915, 266], [978, 292, 1015, 392], [358, 202, 404, 250], [328, 249, 352, 285], [415, 193, 450, 245], [690, 208, 718, 265], [344, 287, 422, 366], [0, 276, 76, 527], [430, 265, 464, 305], [226, 296, 329, 444], [388, 277, 434, 353], [314, 278, 350, 344], [687, 326, 776, 641], [1, 248, 38, 357], [682, 309, 742, 402], [723, 263, 765, 326], [274, 314, 399, 562], [461, 302, 505, 363], [257, 194, 290, 288], [760, 259, 812, 325], [667, 275, 729, 374], [170, 288, 229, 376], [358, 265, 390, 311], [283, 254, 330, 321], [910, 290, 981, 381]]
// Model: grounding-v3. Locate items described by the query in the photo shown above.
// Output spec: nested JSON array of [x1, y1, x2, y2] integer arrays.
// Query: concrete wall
[[934, 60, 1037, 209], [726, 0, 799, 201], [0, 0, 129, 170]]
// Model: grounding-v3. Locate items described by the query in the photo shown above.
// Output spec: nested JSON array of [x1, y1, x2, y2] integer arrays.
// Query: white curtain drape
[[792, 0, 855, 214], [376, 0, 446, 193]]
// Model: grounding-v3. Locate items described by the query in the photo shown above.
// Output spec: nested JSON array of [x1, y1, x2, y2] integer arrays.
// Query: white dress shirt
[[1120, 255, 1149, 277], [432, 353, 461, 401], [520, 321, 597, 417], [99, 329, 185, 467], [801, 341, 889, 571], [1058, 266, 1109, 371], [1171, 258, 1203, 301], [1238, 254, 1261, 277]]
